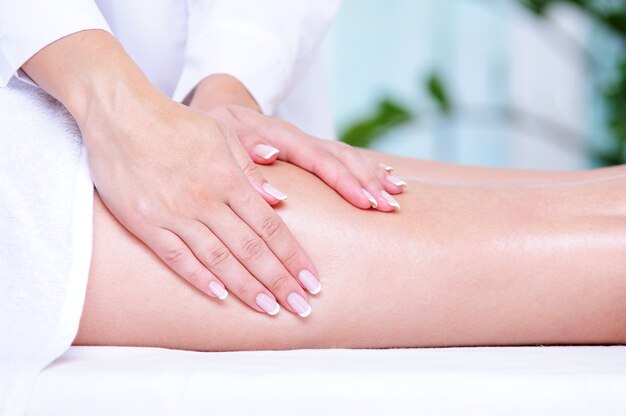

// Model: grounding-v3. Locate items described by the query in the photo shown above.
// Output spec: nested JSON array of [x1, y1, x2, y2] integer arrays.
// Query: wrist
[[22, 30, 159, 125], [188, 74, 261, 113]]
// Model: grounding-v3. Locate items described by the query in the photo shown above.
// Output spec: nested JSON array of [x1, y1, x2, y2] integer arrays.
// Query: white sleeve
[[0, 0, 111, 87], [173, 0, 340, 114]]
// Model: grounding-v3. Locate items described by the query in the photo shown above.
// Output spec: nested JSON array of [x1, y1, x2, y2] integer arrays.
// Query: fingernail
[[381, 191, 400, 210], [254, 144, 280, 160], [208, 281, 228, 300], [262, 182, 288, 201], [256, 293, 280, 315], [387, 175, 407, 188], [362, 188, 378, 209], [379, 163, 394, 172], [288, 292, 312, 318], [298, 270, 321, 295]]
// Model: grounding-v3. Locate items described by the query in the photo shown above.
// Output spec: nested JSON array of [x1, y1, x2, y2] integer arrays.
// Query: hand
[[189, 74, 406, 212], [211, 105, 406, 212], [23, 31, 320, 317]]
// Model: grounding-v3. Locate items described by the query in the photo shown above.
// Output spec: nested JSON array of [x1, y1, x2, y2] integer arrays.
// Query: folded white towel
[[0, 79, 93, 416]]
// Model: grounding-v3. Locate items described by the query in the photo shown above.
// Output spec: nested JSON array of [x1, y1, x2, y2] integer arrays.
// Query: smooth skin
[[21, 30, 403, 317], [75, 152, 626, 351]]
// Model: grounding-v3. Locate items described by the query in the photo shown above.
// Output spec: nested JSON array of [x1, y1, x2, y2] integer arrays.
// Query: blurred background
[[322, 0, 626, 170]]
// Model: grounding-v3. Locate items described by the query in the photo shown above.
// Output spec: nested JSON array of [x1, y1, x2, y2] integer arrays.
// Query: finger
[[206, 207, 314, 317], [218, 106, 279, 165], [144, 227, 229, 300], [379, 162, 394, 173], [225, 133, 287, 206], [228, 189, 322, 298], [227, 106, 390, 211], [290, 144, 381, 210], [239, 132, 280, 165], [175, 217, 283, 316], [373, 163, 407, 195], [331, 147, 402, 212]]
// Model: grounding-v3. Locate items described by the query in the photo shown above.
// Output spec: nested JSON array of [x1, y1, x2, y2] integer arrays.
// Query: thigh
[[75, 163, 408, 351]]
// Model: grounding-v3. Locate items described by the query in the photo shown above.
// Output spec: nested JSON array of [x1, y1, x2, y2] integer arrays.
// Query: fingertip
[[380, 191, 401, 211], [361, 188, 378, 209], [208, 281, 229, 300], [342, 187, 376, 210], [386, 175, 408, 191], [377, 170, 406, 195], [382, 181, 405, 195], [252, 144, 280, 163], [249, 182, 284, 206], [262, 182, 288, 202]]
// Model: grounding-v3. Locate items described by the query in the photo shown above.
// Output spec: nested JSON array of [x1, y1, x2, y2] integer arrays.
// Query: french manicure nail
[[298, 270, 321, 295], [288, 292, 312, 318], [256, 293, 280, 315], [379, 163, 394, 172], [262, 182, 288, 201], [387, 175, 408, 188], [208, 281, 228, 300], [254, 144, 280, 160], [362, 188, 378, 209], [381, 191, 400, 210]]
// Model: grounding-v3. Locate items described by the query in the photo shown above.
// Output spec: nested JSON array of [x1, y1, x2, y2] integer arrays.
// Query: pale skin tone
[[75, 154, 626, 351], [21, 29, 625, 349], [22, 30, 404, 318]]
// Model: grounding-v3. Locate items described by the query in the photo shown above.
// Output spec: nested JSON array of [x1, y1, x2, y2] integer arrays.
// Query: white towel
[[0, 79, 94, 416]]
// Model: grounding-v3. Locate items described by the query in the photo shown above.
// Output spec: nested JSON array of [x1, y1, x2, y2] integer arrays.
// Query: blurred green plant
[[522, 0, 626, 165], [340, 98, 414, 148], [339, 74, 448, 149], [339, 1, 626, 166]]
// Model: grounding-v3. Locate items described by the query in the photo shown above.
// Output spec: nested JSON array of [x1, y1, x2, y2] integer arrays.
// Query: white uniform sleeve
[[173, 0, 340, 114], [0, 0, 111, 87]]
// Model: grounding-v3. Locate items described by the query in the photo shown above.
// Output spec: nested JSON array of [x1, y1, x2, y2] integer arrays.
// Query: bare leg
[[368, 149, 626, 185], [74, 152, 626, 351]]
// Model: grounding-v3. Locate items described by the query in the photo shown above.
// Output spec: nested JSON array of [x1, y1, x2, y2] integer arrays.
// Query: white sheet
[[0, 79, 93, 416], [27, 346, 626, 415]]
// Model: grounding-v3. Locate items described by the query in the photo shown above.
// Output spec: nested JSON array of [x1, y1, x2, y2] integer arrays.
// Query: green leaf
[[426, 73, 452, 114], [339, 99, 414, 148]]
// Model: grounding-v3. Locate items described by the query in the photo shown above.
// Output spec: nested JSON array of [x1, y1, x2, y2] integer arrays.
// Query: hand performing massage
[[23, 29, 626, 348], [23, 29, 406, 319], [1, 0, 625, 415]]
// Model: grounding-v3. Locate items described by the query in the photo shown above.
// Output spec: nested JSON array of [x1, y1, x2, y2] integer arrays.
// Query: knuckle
[[258, 215, 283, 240], [240, 236, 264, 261], [337, 145, 359, 162], [186, 186, 211, 207], [205, 244, 231, 269], [313, 146, 333, 161], [281, 246, 302, 270], [186, 266, 206, 288], [218, 168, 242, 190], [241, 159, 260, 179], [236, 189, 257, 207], [268, 274, 292, 293], [235, 278, 255, 297], [275, 119, 295, 132], [163, 245, 187, 265], [334, 171, 354, 190], [132, 198, 160, 225]]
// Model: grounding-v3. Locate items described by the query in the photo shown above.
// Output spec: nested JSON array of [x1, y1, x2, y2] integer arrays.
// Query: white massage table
[[27, 346, 626, 415]]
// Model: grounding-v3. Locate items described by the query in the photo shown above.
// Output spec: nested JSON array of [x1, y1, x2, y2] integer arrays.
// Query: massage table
[[27, 345, 626, 415]]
